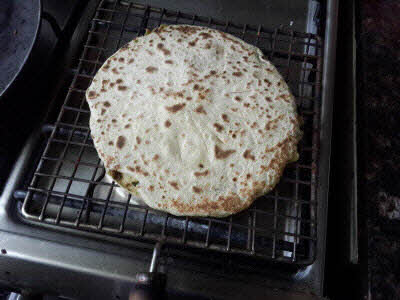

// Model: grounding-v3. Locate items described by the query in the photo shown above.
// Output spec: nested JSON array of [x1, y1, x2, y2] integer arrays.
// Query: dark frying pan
[[0, 0, 41, 97]]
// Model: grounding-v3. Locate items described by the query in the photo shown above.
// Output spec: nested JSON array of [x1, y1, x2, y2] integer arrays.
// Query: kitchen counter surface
[[358, 1, 400, 299]]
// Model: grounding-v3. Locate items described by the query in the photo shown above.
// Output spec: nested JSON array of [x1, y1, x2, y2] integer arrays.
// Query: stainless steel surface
[[310, 0, 338, 293], [0, 0, 338, 299], [124, 0, 312, 32], [349, 0, 358, 265]]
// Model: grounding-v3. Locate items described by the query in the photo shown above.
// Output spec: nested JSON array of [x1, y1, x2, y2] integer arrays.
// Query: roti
[[86, 25, 302, 217]]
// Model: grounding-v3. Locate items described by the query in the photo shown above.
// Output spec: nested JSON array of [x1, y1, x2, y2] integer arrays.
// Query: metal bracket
[[130, 242, 167, 300]]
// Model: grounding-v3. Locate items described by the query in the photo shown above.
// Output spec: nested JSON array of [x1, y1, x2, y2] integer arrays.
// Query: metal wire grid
[[21, 0, 322, 264]]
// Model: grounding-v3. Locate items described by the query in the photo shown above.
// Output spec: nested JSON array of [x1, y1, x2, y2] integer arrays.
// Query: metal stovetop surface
[[0, 0, 337, 299]]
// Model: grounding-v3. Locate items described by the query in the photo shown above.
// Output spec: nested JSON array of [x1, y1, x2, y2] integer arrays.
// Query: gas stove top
[[0, 1, 340, 299]]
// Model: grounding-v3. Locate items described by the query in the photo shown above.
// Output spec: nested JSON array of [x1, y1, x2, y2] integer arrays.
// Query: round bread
[[86, 25, 302, 217]]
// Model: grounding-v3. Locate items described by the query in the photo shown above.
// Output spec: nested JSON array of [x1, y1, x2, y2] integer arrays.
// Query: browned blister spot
[[265, 116, 282, 131], [146, 66, 158, 73], [165, 60, 173, 64], [165, 103, 186, 113], [222, 114, 229, 122], [169, 181, 179, 190], [88, 91, 97, 99], [194, 170, 209, 177], [101, 108, 106, 115], [250, 122, 258, 128], [199, 32, 212, 39], [148, 185, 155, 192], [213, 123, 224, 132], [214, 145, 236, 160], [103, 101, 111, 107], [111, 67, 119, 74], [243, 149, 255, 161], [192, 186, 202, 193], [277, 94, 291, 103], [264, 79, 272, 87], [234, 96, 242, 102], [109, 170, 122, 181], [165, 120, 171, 128], [217, 194, 242, 212], [194, 105, 206, 114], [156, 43, 171, 55], [118, 85, 127, 91], [188, 38, 199, 47], [153, 154, 159, 161], [265, 146, 275, 153], [175, 25, 200, 34], [232, 71, 243, 77], [204, 71, 217, 80], [116, 136, 126, 149], [136, 136, 141, 144]]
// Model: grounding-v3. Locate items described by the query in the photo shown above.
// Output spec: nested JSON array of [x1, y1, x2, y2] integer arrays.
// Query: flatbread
[[86, 25, 302, 217]]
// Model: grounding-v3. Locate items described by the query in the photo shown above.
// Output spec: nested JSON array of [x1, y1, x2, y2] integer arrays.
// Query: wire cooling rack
[[22, 0, 322, 264]]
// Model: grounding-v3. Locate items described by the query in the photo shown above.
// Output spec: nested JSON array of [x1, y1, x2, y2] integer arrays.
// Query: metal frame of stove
[[0, 0, 338, 299]]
